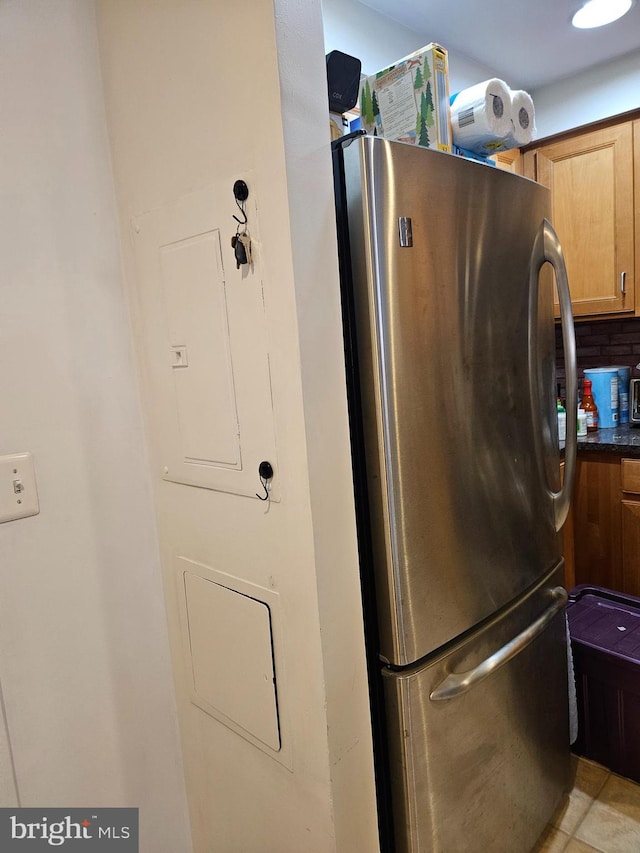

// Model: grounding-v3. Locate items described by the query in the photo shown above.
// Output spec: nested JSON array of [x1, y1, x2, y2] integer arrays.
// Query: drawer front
[[382, 565, 570, 853], [622, 458, 640, 494]]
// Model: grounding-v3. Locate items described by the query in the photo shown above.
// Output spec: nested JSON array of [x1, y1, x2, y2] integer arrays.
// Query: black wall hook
[[256, 460, 274, 501], [233, 180, 249, 225], [233, 199, 248, 226], [233, 180, 249, 202]]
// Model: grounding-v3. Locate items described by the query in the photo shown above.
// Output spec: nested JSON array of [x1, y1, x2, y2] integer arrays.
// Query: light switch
[[0, 453, 39, 523]]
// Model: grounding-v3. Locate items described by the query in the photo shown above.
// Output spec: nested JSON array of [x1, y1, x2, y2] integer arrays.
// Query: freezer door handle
[[429, 586, 568, 701], [528, 219, 577, 532]]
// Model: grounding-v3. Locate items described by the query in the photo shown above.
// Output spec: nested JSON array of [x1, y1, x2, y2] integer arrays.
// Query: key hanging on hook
[[231, 180, 252, 269], [231, 232, 250, 268]]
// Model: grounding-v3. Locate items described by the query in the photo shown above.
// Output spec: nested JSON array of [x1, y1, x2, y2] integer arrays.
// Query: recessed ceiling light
[[572, 0, 633, 28]]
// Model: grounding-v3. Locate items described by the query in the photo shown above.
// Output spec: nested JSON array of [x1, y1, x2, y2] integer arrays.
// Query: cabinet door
[[635, 120, 640, 313], [573, 453, 623, 591], [621, 500, 640, 597], [491, 148, 521, 173], [560, 460, 576, 589], [534, 124, 634, 317], [621, 458, 640, 597]]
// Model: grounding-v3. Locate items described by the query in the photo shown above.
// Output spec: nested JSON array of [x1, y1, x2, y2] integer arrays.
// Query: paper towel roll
[[505, 90, 535, 147], [450, 78, 513, 154]]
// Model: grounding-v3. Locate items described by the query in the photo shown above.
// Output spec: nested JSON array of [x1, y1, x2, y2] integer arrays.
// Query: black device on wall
[[326, 50, 362, 114]]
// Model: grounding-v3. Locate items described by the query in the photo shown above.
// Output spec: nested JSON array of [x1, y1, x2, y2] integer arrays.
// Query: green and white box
[[360, 44, 452, 152]]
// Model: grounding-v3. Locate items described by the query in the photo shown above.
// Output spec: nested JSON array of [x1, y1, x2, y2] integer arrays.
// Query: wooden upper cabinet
[[523, 122, 635, 318], [491, 148, 521, 173], [635, 119, 640, 312]]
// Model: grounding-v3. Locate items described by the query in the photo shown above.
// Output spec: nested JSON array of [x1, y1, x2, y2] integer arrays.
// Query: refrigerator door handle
[[429, 586, 568, 701], [528, 219, 577, 532]]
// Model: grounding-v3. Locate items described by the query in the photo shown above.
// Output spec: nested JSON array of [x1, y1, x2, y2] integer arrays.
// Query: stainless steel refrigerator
[[332, 134, 578, 853]]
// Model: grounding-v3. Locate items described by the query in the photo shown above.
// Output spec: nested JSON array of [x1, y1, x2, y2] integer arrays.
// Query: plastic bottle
[[577, 406, 588, 437], [581, 378, 599, 432], [557, 398, 566, 444]]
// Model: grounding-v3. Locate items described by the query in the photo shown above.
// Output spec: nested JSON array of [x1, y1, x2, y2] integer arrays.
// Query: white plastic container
[[557, 405, 567, 444], [577, 408, 588, 437]]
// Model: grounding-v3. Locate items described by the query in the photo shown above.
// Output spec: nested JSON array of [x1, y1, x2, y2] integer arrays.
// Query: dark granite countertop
[[576, 424, 640, 457]]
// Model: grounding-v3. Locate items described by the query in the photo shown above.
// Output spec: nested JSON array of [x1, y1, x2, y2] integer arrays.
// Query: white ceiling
[[357, 0, 640, 90]]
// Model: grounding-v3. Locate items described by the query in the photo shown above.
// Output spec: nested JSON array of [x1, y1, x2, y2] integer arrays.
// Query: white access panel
[[131, 177, 279, 499], [183, 571, 280, 751], [160, 231, 240, 468]]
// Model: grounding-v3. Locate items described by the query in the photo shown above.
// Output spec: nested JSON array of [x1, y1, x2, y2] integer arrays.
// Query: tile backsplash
[[556, 317, 640, 397]]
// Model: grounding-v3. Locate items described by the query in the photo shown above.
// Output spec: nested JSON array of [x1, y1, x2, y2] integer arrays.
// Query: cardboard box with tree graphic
[[360, 44, 452, 152]]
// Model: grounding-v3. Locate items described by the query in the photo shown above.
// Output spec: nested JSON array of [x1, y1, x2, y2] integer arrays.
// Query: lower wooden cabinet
[[621, 459, 640, 595], [571, 453, 640, 597], [560, 460, 576, 589]]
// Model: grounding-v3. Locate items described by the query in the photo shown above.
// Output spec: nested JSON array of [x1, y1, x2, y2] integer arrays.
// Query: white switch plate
[[0, 452, 39, 523]]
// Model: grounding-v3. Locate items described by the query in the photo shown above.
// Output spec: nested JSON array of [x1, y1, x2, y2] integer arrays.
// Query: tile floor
[[532, 755, 640, 853]]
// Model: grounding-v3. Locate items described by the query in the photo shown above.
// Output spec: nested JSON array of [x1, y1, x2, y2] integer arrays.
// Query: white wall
[[0, 685, 17, 806], [322, 0, 500, 93], [96, 1, 378, 851], [531, 49, 640, 139], [0, 2, 191, 850], [274, 0, 382, 843]]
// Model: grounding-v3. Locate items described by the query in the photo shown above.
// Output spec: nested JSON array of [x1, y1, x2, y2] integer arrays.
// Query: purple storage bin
[[567, 585, 640, 781]]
